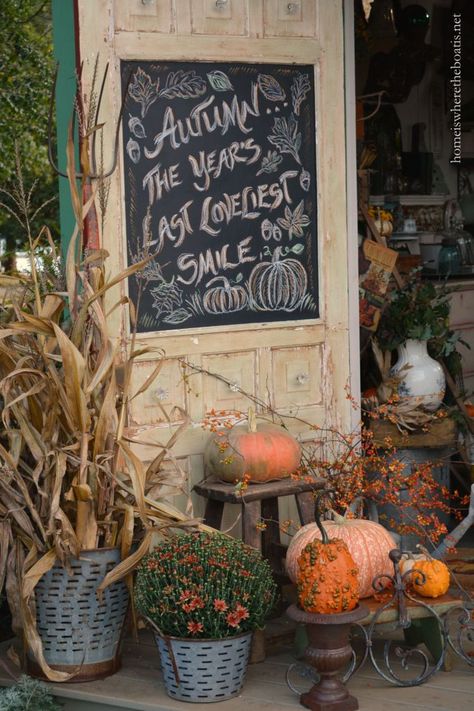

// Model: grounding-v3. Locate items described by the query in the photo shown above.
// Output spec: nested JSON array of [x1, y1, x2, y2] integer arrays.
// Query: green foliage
[[136, 532, 278, 639], [376, 272, 453, 353], [0, 675, 62, 710], [0, 1, 58, 253]]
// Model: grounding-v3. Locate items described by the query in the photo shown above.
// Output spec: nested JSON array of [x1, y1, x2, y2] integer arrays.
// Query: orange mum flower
[[213, 599, 228, 612], [187, 621, 204, 635], [226, 611, 241, 628]]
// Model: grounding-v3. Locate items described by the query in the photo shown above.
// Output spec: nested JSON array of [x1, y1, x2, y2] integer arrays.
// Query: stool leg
[[203, 499, 224, 530], [295, 491, 315, 525], [404, 618, 445, 666], [261, 497, 281, 574], [242, 500, 262, 551]]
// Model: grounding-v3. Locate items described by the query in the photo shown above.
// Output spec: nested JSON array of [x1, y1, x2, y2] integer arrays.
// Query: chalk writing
[[121, 61, 318, 331]]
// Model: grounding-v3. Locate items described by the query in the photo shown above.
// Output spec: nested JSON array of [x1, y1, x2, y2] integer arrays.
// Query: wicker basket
[[29, 548, 129, 681], [155, 631, 252, 702]]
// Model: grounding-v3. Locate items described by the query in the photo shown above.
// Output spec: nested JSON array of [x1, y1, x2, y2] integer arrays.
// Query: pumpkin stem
[[205, 276, 231, 289], [247, 407, 258, 433], [272, 247, 282, 263], [416, 544, 433, 560], [329, 508, 346, 524], [314, 489, 336, 545]]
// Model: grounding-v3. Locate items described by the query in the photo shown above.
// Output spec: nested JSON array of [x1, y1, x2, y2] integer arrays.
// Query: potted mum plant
[[135, 531, 277, 703]]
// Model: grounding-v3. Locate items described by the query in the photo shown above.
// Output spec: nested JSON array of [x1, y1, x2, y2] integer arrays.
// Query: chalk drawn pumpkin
[[249, 247, 307, 311], [203, 276, 248, 314]]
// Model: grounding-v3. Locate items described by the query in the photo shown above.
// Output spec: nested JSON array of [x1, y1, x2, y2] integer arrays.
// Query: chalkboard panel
[[121, 61, 318, 332]]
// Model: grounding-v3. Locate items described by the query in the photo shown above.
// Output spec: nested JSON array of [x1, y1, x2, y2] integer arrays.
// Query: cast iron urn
[[287, 603, 368, 711]]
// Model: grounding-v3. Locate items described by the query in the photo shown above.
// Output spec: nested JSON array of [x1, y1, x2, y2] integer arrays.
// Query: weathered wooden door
[[75, 0, 356, 521]]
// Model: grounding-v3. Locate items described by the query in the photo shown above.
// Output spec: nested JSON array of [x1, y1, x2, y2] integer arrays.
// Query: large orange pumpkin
[[287, 513, 395, 597], [204, 409, 301, 483], [296, 491, 360, 614]]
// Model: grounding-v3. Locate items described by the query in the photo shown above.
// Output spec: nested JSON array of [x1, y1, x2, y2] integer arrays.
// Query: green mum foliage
[[136, 532, 278, 639]]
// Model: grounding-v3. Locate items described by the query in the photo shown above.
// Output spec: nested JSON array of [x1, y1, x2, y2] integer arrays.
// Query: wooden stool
[[193, 477, 325, 575]]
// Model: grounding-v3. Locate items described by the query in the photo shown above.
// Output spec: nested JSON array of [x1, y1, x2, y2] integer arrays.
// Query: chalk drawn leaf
[[151, 278, 183, 318], [159, 70, 207, 99], [126, 138, 141, 164], [256, 150, 283, 176], [162, 308, 192, 324], [128, 115, 146, 139], [128, 68, 160, 118], [258, 74, 286, 102], [268, 115, 302, 165], [291, 73, 311, 116], [276, 200, 310, 239], [290, 243, 305, 255], [207, 70, 234, 92]]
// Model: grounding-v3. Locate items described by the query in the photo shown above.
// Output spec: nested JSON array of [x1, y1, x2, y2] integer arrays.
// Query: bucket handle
[[144, 615, 181, 685]]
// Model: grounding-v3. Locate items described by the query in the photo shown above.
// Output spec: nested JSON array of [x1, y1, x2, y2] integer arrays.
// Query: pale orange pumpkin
[[204, 409, 301, 483], [287, 513, 395, 597]]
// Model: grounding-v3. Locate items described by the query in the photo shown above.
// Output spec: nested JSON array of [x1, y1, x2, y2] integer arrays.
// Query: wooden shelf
[[370, 417, 457, 449], [370, 195, 449, 206]]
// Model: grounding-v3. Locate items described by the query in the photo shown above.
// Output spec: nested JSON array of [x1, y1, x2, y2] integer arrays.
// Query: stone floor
[[0, 621, 473, 711]]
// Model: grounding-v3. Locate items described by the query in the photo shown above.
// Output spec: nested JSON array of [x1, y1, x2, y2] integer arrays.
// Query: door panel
[[76, 0, 353, 518]]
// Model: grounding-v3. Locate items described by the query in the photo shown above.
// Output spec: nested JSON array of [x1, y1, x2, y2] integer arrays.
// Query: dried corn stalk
[[0, 130, 208, 681]]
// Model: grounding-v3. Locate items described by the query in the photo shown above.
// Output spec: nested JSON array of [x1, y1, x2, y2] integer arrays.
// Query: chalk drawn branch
[[159, 70, 207, 100], [128, 68, 160, 118], [268, 115, 302, 165], [291, 73, 311, 116]]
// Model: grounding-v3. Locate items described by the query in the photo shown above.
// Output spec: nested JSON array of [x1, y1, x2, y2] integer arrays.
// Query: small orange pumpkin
[[400, 549, 450, 598], [204, 408, 301, 483], [465, 402, 474, 418], [296, 491, 360, 614]]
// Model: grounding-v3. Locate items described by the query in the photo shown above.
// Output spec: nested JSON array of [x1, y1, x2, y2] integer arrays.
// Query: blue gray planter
[[155, 631, 252, 702], [28, 548, 129, 682]]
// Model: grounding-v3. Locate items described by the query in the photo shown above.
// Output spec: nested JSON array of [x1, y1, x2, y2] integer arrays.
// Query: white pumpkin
[[203, 277, 248, 314], [249, 247, 307, 312]]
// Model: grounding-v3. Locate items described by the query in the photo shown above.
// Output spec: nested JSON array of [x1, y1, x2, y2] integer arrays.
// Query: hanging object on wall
[[368, 0, 399, 40], [364, 4, 441, 104]]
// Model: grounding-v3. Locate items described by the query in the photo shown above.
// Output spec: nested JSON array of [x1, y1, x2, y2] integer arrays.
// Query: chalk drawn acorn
[[248, 247, 307, 312], [202, 276, 248, 314]]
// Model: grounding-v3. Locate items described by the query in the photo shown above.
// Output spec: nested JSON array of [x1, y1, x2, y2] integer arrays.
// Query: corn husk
[[0, 123, 202, 680]]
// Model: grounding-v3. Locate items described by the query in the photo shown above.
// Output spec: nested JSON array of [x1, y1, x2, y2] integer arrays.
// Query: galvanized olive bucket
[[155, 631, 252, 702], [28, 548, 129, 682]]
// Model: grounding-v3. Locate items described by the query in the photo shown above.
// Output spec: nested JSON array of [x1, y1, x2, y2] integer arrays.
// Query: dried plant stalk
[[0, 123, 202, 681]]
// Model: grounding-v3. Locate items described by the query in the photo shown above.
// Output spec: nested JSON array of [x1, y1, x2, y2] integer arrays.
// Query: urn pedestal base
[[287, 604, 368, 711]]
